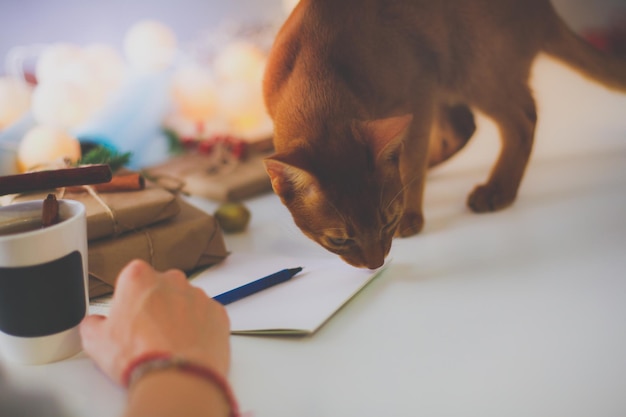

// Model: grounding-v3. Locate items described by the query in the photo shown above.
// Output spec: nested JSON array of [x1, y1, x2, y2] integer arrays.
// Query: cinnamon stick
[[66, 173, 145, 193], [41, 194, 59, 228], [0, 165, 113, 196]]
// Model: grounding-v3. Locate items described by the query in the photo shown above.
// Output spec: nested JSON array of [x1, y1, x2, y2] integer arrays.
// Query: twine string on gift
[[145, 173, 186, 194], [209, 141, 239, 176], [142, 229, 156, 267], [81, 185, 122, 236], [80, 173, 157, 267]]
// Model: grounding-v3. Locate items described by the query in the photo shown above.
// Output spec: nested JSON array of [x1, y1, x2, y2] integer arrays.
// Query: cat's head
[[264, 115, 412, 269]]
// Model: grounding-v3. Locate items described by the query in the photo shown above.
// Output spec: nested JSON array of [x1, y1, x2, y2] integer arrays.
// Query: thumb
[[80, 315, 125, 385], [79, 314, 107, 356]]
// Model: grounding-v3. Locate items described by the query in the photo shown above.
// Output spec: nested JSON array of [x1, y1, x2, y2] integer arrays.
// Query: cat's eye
[[387, 151, 400, 164], [327, 236, 352, 247]]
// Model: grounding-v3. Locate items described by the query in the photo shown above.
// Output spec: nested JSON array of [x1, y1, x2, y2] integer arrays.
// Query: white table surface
[[3, 55, 626, 417]]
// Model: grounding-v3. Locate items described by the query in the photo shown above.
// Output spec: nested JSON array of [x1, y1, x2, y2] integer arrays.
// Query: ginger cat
[[263, 0, 626, 269]]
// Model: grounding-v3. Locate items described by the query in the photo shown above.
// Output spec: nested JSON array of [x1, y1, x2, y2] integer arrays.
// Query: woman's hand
[[80, 259, 231, 385]]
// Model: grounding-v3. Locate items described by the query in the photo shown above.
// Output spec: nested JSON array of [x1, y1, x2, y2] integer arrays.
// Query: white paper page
[[89, 298, 112, 316], [191, 252, 387, 335], [88, 252, 387, 335]]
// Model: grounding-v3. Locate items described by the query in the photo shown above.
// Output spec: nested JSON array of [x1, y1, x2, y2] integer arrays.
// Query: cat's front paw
[[467, 184, 516, 213], [395, 211, 424, 237]]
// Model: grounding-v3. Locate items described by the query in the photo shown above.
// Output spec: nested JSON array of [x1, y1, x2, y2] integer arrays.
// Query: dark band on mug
[[0, 251, 86, 337]]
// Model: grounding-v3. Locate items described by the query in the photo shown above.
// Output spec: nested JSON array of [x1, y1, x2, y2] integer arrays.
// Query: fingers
[[79, 314, 108, 362], [206, 294, 230, 326], [114, 259, 154, 294], [81, 260, 232, 386], [117, 260, 190, 292], [113, 261, 188, 308], [161, 268, 191, 290], [80, 314, 106, 341]]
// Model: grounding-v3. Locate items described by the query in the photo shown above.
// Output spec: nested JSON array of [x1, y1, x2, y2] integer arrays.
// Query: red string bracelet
[[122, 352, 240, 417]]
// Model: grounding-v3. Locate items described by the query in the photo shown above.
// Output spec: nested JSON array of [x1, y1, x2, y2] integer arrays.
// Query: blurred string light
[[33, 42, 126, 129], [1, 41, 130, 171], [165, 20, 276, 142], [1, 15, 285, 171], [168, 40, 269, 139], [123, 20, 178, 73]]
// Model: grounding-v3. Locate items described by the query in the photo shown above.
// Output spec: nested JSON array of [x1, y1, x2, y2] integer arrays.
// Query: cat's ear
[[264, 157, 320, 199], [357, 114, 413, 160]]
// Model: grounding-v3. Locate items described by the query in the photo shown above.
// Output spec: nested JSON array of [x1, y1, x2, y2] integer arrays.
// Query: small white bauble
[[213, 41, 266, 83], [123, 20, 177, 72], [31, 81, 92, 129], [35, 43, 83, 84], [0, 77, 32, 130], [18, 125, 81, 171]]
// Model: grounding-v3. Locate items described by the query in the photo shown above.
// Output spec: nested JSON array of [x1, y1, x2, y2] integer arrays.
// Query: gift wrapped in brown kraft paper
[[87, 198, 229, 298], [5, 180, 181, 241], [145, 151, 274, 202], [145, 134, 274, 201]]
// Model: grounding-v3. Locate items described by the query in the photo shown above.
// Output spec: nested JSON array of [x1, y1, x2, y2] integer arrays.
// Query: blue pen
[[214, 267, 303, 305]]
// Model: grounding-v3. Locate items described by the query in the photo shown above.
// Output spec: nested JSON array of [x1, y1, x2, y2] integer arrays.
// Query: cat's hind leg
[[428, 103, 476, 168], [468, 84, 537, 212]]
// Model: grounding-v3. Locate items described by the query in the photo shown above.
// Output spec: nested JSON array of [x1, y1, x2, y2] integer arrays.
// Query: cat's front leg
[[468, 85, 537, 212], [396, 210, 424, 237], [395, 103, 435, 237]]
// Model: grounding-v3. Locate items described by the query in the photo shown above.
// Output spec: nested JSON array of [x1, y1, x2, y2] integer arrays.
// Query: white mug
[[0, 199, 89, 364]]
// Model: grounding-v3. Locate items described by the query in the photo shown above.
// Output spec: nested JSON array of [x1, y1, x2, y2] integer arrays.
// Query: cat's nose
[[341, 253, 384, 269], [366, 258, 384, 269], [364, 251, 385, 269], [360, 241, 387, 269]]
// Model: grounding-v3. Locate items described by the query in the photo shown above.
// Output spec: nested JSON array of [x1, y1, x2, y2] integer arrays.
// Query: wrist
[[124, 353, 240, 417]]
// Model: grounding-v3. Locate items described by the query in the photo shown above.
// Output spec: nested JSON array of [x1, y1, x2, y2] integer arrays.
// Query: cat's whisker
[[327, 200, 348, 224], [379, 176, 389, 207], [318, 227, 345, 232], [385, 173, 419, 211]]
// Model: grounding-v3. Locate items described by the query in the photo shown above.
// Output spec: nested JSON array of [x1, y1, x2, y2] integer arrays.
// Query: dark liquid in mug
[[0, 218, 45, 236]]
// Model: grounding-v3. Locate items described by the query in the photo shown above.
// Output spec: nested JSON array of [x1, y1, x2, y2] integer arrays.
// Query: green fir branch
[[77, 146, 132, 172]]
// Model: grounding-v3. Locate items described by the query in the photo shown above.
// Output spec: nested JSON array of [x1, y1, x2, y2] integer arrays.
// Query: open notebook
[[89, 252, 387, 336]]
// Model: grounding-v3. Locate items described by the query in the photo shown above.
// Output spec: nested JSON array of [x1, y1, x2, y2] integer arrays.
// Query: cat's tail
[[542, 16, 626, 92]]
